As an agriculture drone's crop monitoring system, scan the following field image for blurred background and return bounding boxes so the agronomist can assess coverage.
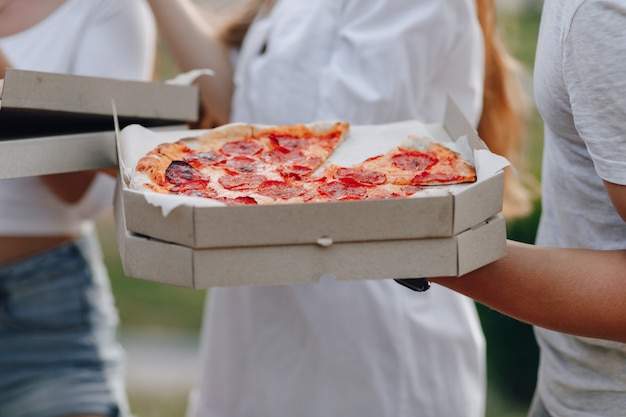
[98,1,546,416]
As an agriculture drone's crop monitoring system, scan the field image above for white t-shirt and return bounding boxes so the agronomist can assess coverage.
[0,0,155,236]
[533,0,626,416]
[189,0,487,416]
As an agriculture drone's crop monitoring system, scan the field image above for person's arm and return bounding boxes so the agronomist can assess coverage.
[433,1,626,344]
[431,240,626,343]
[0,48,9,97]
[147,0,233,126]
[39,171,99,203]
[0,47,9,78]
[433,153,626,345]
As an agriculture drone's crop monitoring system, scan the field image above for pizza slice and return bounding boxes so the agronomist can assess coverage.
[355,135,476,187]
[255,121,349,179]
[306,164,425,202]
[130,121,350,206]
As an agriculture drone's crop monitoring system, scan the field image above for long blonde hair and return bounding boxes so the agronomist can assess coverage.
[218,0,536,219]
[475,0,536,218]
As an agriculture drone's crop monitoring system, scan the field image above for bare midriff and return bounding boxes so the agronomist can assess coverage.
[0,235,76,265]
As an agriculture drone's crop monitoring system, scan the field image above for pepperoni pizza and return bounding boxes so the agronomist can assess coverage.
[129,122,476,206]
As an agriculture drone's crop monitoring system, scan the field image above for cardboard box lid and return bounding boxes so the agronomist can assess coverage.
[0,69,199,140]
[0,131,117,179]
[0,69,200,178]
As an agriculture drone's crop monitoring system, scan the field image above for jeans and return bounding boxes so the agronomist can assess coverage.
[0,230,130,417]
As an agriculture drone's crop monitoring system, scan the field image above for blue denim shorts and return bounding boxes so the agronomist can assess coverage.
[0,231,131,417]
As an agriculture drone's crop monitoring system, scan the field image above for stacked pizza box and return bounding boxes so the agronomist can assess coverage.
[115,98,508,289]
[0,69,199,178]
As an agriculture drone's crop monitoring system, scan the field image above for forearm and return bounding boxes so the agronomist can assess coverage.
[147,0,233,125]
[0,47,10,78]
[40,171,99,203]
[432,240,626,343]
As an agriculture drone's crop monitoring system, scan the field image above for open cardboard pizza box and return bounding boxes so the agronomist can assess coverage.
[114,98,508,288]
[0,68,199,178]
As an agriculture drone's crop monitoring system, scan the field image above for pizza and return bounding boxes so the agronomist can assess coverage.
[352,135,477,186]
[129,122,477,206]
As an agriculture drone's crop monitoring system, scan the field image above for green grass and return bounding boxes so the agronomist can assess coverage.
[127,392,190,417]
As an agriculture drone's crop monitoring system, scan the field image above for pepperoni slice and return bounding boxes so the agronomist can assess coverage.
[268,135,309,152]
[226,196,258,206]
[318,181,368,201]
[173,186,218,199]
[333,167,386,187]
[257,180,306,200]
[218,173,267,190]
[261,149,319,178]
[399,185,423,196]
[391,151,437,171]
[166,160,206,184]
[279,165,315,180]
[287,155,322,171]
[262,148,304,164]
[185,151,226,167]
[411,170,463,185]
[224,156,261,173]
[170,179,211,192]
[220,139,263,156]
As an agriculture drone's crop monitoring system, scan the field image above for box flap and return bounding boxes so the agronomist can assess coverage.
[0,69,199,140]
[0,131,117,179]
[442,96,488,151]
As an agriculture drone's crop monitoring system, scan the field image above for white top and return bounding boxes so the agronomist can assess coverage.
[533,0,626,415]
[0,0,156,236]
[189,0,487,416]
